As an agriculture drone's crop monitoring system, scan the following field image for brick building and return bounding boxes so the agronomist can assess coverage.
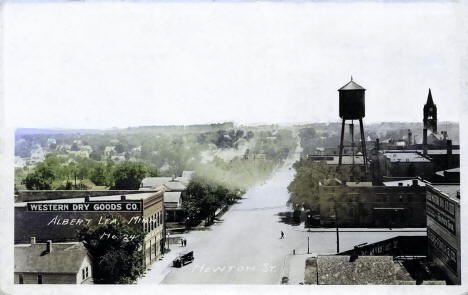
[318,179,426,228]
[15,191,165,269]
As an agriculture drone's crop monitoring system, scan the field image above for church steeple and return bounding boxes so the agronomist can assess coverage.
[426,88,434,105]
[423,88,437,133]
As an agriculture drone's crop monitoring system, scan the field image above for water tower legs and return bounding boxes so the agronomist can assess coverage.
[338,119,346,166]
[338,118,368,175]
[359,118,368,174]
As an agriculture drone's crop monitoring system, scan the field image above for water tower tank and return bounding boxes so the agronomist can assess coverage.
[338,78,366,119]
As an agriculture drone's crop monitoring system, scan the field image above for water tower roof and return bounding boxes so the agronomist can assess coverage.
[338,78,365,91]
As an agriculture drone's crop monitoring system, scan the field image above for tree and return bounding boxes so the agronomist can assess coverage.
[24,161,57,190]
[115,143,125,154]
[71,142,79,151]
[111,162,154,190]
[287,160,352,213]
[78,218,145,284]
[90,165,107,186]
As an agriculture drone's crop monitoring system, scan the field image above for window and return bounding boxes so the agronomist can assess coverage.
[18,274,24,284]
[85,267,89,278]
[37,274,43,284]
[448,203,455,215]
[82,269,85,280]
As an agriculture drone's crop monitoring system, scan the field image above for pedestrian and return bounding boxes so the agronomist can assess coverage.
[181,238,184,247]
[280,231,284,239]
[184,238,187,247]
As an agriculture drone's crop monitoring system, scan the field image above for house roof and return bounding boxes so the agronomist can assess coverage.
[164,181,187,191]
[140,177,173,188]
[315,255,412,285]
[338,78,365,91]
[164,192,182,203]
[15,242,89,274]
[181,171,193,178]
[175,177,191,185]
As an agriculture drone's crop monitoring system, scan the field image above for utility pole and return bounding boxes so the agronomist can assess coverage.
[335,201,340,253]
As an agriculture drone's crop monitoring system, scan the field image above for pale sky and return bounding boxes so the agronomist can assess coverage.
[3,1,466,129]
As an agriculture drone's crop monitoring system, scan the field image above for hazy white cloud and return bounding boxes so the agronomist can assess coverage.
[3,1,465,129]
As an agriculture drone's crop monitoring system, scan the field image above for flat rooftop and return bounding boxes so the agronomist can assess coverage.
[383,149,460,155]
[382,152,430,163]
[309,155,365,165]
[383,179,426,187]
[430,184,460,202]
[15,192,159,207]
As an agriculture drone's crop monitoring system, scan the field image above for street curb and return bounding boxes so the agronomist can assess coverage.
[280,254,291,284]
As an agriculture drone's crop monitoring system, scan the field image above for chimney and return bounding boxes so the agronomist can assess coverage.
[121,195,126,201]
[46,240,53,253]
[407,129,412,145]
[447,139,453,168]
[349,246,359,262]
[84,195,90,202]
[30,237,36,245]
[423,129,428,155]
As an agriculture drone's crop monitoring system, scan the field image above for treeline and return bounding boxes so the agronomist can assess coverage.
[287,159,352,213]
[16,154,157,191]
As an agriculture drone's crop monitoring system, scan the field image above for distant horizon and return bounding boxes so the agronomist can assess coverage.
[14,120,460,133]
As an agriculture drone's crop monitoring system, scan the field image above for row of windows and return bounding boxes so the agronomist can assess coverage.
[428,229,457,265]
[427,193,456,216]
[427,206,456,234]
[18,274,42,284]
[144,210,163,233]
[81,266,90,281]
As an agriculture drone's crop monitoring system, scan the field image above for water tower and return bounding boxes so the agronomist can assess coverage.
[338,77,368,171]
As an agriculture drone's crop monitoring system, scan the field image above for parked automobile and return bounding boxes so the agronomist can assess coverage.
[172,251,194,267]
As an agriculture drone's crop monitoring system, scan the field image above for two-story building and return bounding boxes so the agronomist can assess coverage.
[15,191,165,270]
[318,179,426,228]
[15,239,93,284]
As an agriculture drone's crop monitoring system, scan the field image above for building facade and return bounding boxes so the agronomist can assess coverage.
[425,183,461,284]
[15,191,165,269]
[319,179,427,228]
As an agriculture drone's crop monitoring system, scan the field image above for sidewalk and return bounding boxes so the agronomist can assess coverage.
[137,240,189,284]
[281,253,315,285]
